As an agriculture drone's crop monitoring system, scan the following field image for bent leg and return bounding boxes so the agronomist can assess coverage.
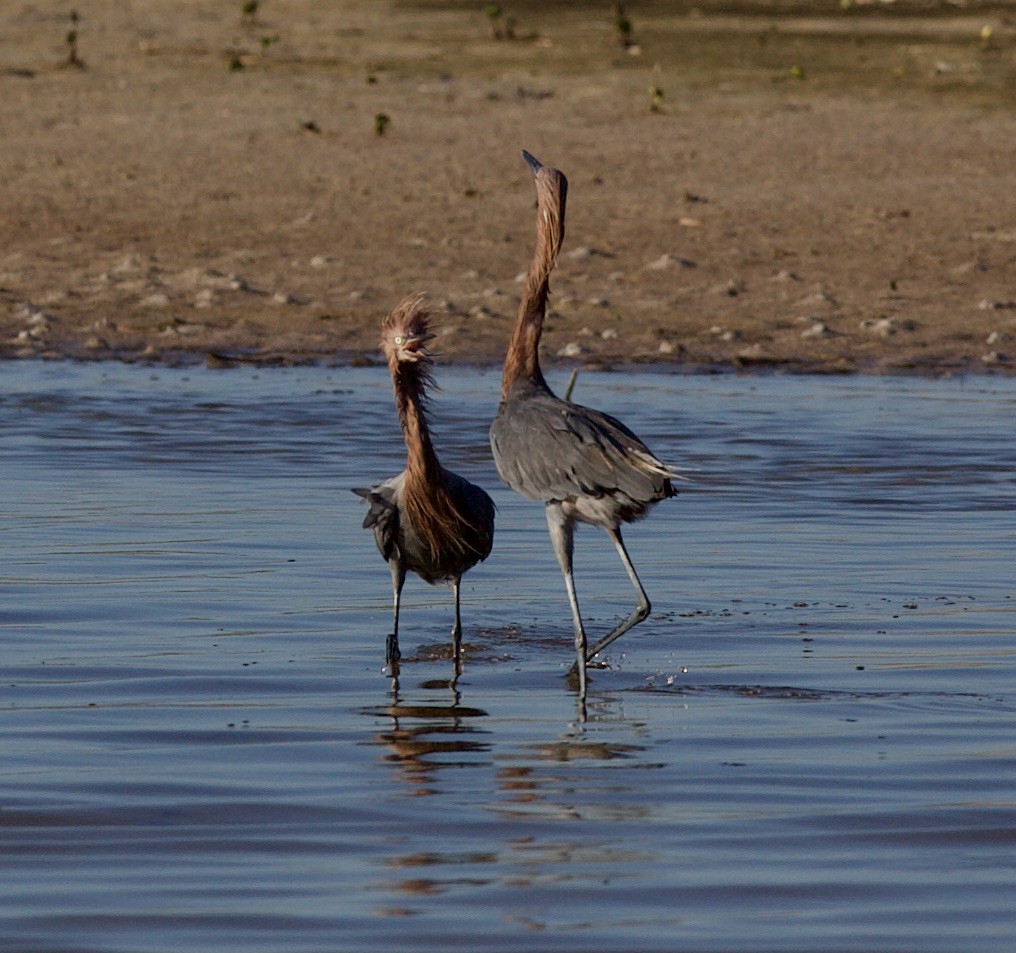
[584,526,652,662]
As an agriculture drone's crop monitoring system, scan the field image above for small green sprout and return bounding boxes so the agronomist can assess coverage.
[484,4,502,38]
[64,10,83,68]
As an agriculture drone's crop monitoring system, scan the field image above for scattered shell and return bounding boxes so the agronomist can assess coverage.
[588,297,610,307]
[801,321,832,339]
[601,328,618,340]
[982,351,1010,365]
[194,288,215,308]
[986,330,1013,345]
[84,335,108,350]
[161,322,207,337]
[468,305,496,318]
[111,253,144,275]
[558,342,585,358]
[658,340,676,354]
[721,280,746,297]
[16,303,51,322]
[678,217,703,228]
[861,316,914,337]
[309,255,331,269]
[228,275,267,294]
[27,319,52,337]
[979,299,1016,310]
[738,343,765,359]
[566,246,594,260]
[797,291,837,307]
[645,253,697,271]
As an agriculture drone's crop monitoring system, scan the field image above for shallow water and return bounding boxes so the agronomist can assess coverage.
[2,360,1015,953]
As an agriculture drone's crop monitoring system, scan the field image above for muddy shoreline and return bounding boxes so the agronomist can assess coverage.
[3,1,1016,375]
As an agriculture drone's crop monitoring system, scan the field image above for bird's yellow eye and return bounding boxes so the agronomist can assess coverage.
[394,336,403,345]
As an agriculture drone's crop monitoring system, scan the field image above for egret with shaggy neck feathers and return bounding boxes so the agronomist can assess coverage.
[355,296,496,676]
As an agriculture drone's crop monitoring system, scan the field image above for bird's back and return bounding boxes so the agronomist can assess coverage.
[353,469,495,584]
[490,383,675,526]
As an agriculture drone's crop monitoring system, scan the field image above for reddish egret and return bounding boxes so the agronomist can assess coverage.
[354,296,496,674]
[489,152,677,698]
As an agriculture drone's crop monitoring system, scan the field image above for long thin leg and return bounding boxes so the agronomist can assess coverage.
[584,526,651,662]
[545,504,587,700]
[451,575,463,676]
[386,560,406,672]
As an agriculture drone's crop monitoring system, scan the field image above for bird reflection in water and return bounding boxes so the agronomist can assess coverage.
[366,685,656,917]
[366,677,490,798]
[365,678,498,911]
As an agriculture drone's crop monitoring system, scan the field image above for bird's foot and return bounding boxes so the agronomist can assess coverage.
[384,632,401,672]
[566,656,610,678]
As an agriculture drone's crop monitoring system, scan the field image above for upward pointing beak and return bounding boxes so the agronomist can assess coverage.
[522,150,543,177]
[404,331,436,351]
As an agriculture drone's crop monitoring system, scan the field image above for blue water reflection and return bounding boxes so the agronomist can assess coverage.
[1,360,1014,952]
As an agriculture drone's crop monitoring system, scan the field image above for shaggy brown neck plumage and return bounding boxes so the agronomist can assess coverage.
[501,169,568,398]
[390,357,479,561]
[391,360,440,485]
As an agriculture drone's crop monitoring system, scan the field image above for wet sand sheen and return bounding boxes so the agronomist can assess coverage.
[1,361,1015,952]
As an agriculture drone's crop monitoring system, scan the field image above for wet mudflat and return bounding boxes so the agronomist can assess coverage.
[1,360,1015,952]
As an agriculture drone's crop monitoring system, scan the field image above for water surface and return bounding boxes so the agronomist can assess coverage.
[2,361,1015,952]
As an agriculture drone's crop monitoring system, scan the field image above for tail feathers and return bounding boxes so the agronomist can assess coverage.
[632,450,695,484]
[351,486,394,529]
[352,486,400,558]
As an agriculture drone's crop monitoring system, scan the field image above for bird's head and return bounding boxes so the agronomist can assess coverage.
[382,296,436,366]
[522,150,567,265]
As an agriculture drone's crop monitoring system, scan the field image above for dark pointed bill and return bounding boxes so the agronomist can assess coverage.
[522,150,543,176]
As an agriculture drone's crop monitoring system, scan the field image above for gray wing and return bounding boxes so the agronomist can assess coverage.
[351,476,402,561]
[490,391,674,505]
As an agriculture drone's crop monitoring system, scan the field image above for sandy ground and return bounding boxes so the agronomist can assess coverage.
[3,0,1016,373]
